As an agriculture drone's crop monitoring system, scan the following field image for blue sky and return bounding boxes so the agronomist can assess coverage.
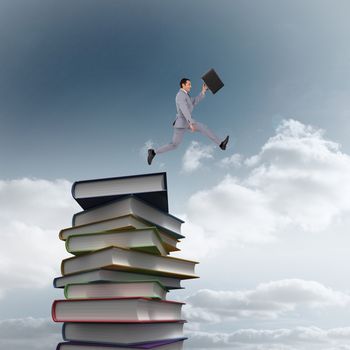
[2,1,350,349]
[3,0,350,181]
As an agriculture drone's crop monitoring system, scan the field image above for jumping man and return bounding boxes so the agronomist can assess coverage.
[147,78,229,165]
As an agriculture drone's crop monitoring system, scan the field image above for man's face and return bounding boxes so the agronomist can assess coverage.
[182,80,191,93]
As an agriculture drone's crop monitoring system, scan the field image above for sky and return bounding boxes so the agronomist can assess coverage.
[2,0,350,349]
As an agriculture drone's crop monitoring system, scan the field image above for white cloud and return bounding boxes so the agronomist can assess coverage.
[184,279,350,323]
[2,317,350,350]
[184,119,350,245]
[244,119,350,232]
[182,141,215,173]
[0,317,60,349]
[0,179,79,296]
[219,153,243,168]
[172,215,222,260]
[185,326,350,349]
[184,174,286,245]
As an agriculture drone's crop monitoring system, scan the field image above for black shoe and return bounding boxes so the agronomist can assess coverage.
[147,149,156,165]
[219,135,229,150]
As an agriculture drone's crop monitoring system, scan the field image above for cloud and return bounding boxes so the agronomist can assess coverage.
[219,153,243,168]
[182,141,215,173]
[2,317,350,350]
[184,119,350,245]
[185,326,350,349]
[0,178,79,296]
[0,317,60,349]
[185,175,284,244]
[184,279,350,323]
[244,119,350,232]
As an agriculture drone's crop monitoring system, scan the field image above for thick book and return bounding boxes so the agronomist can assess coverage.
[66,228,168,256]
[72,172,169,213]
[62,322,185,345]
[53,269,183,290]
[64,281,167,300]
[52,297,183,322]
[60,215,180,252]
[72,196,184,239]
[57,338,185,350]
[61,247,198,279]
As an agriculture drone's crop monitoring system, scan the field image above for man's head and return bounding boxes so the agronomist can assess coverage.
[180,78,191,93]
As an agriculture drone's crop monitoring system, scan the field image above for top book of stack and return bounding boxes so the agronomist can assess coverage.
[72,172,169,212]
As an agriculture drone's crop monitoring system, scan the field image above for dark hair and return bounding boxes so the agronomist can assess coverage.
[180,78,190,88]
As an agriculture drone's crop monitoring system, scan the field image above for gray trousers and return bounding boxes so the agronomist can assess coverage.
[155,122,221,154]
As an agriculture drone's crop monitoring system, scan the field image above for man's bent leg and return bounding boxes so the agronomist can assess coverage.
[155,128,186,154]
[194,122,221,145]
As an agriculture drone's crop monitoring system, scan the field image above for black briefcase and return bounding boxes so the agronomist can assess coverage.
[201,68,224,94]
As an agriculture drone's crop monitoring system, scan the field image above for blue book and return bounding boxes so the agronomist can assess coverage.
[56,338,186,350]
[62,322,185,345]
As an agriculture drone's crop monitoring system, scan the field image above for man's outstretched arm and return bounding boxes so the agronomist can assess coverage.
[190,83,208,106]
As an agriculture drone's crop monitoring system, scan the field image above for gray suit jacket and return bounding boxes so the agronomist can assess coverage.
[173,89,205,128]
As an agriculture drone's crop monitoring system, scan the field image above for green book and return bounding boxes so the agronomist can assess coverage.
[66,228,168,256]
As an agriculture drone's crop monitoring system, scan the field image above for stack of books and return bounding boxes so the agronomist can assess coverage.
[52,172,198,350]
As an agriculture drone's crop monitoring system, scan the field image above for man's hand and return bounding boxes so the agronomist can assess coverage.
[201,83,208,95]
[189,123,196,132]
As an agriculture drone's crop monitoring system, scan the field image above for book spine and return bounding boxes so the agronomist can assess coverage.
[71,181,77,200]
[59,229,65,241]
[62,323,67,341]
[52,300,58,322]
[163,172,168,191]
[63,285,69,299]
[72,212,77,227]
[64,239,70,254]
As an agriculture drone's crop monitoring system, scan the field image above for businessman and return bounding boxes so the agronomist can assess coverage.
[147,78,229,165]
